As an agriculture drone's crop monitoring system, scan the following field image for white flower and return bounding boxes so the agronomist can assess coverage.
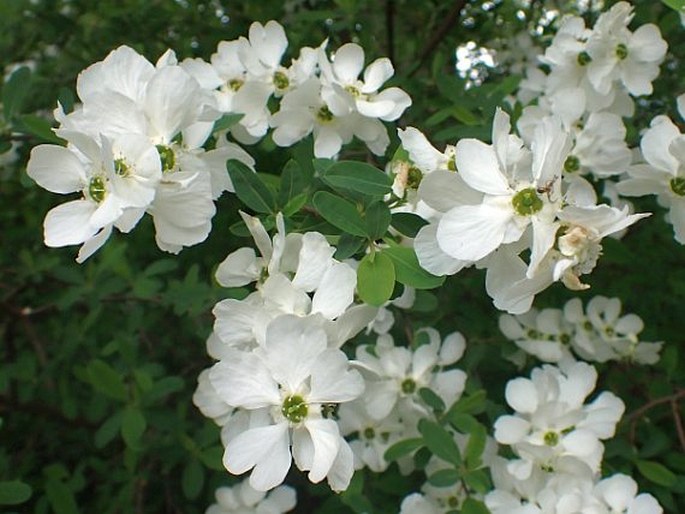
[437,109,570,273]
[493,361,624,477]
[594,474,663,514]
[356,330,467,420]
[27,131,161,261]
[318,42,411,122]
[206,479,296,514]
[209,315,364,491]
[586,1,667,97]
[617,111,685,244]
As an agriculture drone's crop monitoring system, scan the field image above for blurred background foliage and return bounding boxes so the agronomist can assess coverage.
[1,0,685,512]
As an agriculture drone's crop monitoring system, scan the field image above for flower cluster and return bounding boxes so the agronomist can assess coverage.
[487,361,662,514]
[194,214,379,492]
[391,1,667,314]
[339,329,468,473]
[185,20,411,158]
[26,21,410,262]
[499,295,663,365]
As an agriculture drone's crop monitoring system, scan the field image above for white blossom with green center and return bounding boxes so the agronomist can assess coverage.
[434,108,570,275]
[208,315,364,492]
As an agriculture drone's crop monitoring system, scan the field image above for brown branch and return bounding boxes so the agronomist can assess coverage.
[409,0,469,78]
[671,399,685,453]
[626,389,685,444]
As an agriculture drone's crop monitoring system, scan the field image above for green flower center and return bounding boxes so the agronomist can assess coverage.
[316,105,334,123]
[363,427,375,440]
[88,176,106,203]
[345,85,361,98]
[281,395,308,423]
[615,43,628,60]
[544,431,559,446]
[407,166,423,189]
[670,177,685,196]
[401,378,416,394]
[564,155,580,173]
[228,78,244,92]
[114,158,130,177]
[156,145,176,173]
[583,321,593,331]
[512,187,543,216]
[448,496,459,508]
[273,71,290,91]
[560,333,571,345]
[577,51,592,66]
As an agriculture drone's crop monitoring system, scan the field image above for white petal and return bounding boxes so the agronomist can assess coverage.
[27,145,86,194]
[44,200,98,247]
[209,355,281,409]
[263,315,327,391]
[414,223,468,276]
[437,203,513,261]
[361,58,393,93]
[311,262,356,319]
[215,247,261,287]
[224,422,291,491]
[493,415,531,445]
[332,43,364,84]
[302,419,342,483]
[76,224,113,263]
[505,378,539,413]
[455,139,511,195]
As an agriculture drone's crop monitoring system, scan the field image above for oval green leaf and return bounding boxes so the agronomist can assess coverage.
[313,191,367,237]
[382,246,445,289]
[357,252,395,306]
[320,160,392,197]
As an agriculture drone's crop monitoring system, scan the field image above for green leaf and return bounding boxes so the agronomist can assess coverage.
[3,66,30,120]
[278,159,307,207]
[335,233,366,260]
[199,446,225,472]
[86,359,128,402]
[282,192,308,217]
[382,246,445,289]
[212,113,244,132]
[144,376,184,403]
[181,459,204,500]
[464,424,487,470]
[17,115,63,144]
[320,160,392,197]
[340,472,375,514]
[357,252,395,306]
[419,387,446,412]
[45,477,80,514]
[227,160,275,214]
[384,437,424,462]
[312,191,367,237]
[94,412,122,449]
[0,481,32,505]
[461,497,491,514]
[661,0,685,12]
[121,406,146,449]
[427,468,460,487]
[463,469,492,495]
[448,413,480,434]
[636,460,678,488]
[391,212,428,238]
[448,390,487,415]
[364,200,392,239]
[418,419,461,465]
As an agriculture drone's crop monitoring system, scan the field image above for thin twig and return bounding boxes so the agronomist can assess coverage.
[409,0,469,78]
[385,0,395,64]
[626,389,685,444]
[671,399,685,453]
